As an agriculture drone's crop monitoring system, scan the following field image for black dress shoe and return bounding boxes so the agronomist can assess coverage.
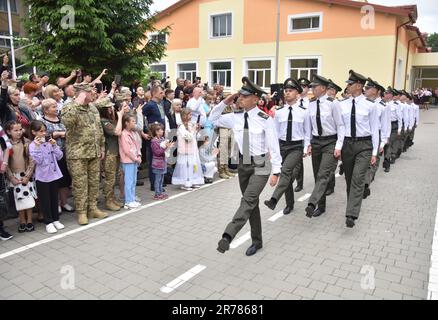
[390,158,395,164]
[312,208,326,217]
[283,206,293,215]
[305,204,315,218]
[136,181,144,186]
[217,237,230,253]
[264,198,277,210]
[294,186,303,192]
[245,244,262,256]
[346,216,355,228]
[339,164,344,175]
[325,189,334,196]
[384,167,390,173]
[363,186,371,199]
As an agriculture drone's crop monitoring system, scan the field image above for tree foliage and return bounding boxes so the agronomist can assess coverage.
[426,33,438,52]
[23,0,168,82]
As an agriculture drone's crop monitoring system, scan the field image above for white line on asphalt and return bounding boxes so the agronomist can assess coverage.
[427,200,438,300]
[160,264,206,294]
[297,193,311,202]
[230,232,251,249]
[0,178,231,261]
[268,211,284,222]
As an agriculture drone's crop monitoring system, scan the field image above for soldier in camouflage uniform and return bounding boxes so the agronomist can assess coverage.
[61,83,107,225]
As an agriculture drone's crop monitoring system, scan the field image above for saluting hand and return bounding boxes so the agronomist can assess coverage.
[223,93,239,106]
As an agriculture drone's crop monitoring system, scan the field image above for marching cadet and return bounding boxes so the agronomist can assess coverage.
[402,91,415,149]
[383,87,402,167]
[326,79,343,196]
[304,75,344,218]
[408,93,420,146]
[339,70,379,228]
[399,90,412,153]
[264,79,311,214]
[212,77,282,257]
[363,79,390,198]
[293,78,311,192]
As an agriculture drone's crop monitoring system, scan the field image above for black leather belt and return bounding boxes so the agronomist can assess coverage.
[239,153,266,161]
[279,140,303,146]
[391,121,398,124]
[312,134,337,141]
[345,136,371,142]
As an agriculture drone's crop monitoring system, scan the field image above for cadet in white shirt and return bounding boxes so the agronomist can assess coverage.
[212,77,282,257]
[398,90,411,153]
[363,79,390,198]
[408,94,420,145]
[304,75,345,218]
[383,87,402,166]
[402,91,415,150]
[339,70,379,228]
[293,78,312,192]
[264,78,311,215]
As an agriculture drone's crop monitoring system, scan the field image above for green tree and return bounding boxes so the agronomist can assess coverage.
[426,33,438,52]
[22,0,168,82]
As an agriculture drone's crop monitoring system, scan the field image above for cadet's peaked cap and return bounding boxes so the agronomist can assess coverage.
[73,82,93,93]
[385,86,397,95]
[327,79,342,92]
[93,97,114,110]
[400,90,411,98]
[310,74,330,87]
[346,70,367,85]
[283,78,303,93]
[393,88,403,96]
[239,76,267,97]
[297,78,311,87]
[365,78,385,93]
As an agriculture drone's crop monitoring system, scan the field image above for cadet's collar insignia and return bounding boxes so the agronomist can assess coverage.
[340,97,350,101]
[257,111,269,120]
[298,105,306,110]
[379,100,386,106]
[327,97,334,102]
[394,101,399,105]
[366,98,375,103]
[234,109,244,113]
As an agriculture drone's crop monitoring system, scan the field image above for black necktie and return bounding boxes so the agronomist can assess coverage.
[243,112,250,164]
[286,106,293,141]
[316,99,323,136]
[351,99,356,138]
[300,99,304,108]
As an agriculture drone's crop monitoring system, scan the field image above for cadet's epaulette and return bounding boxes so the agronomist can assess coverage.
[340,97,350,102]
[366,98,375,103]
[310,97,317,102]
[379,101,386,106]
[276,105,284,110]
[298,105,306,110]
[394,101,399,105]
[327,97,334,102]
[257,111,269,120]
[234,109,243,114]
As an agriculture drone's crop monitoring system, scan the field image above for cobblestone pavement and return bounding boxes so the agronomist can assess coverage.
[1,109,438,300]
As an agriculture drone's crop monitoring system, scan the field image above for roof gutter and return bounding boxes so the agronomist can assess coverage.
[392,19,412,87]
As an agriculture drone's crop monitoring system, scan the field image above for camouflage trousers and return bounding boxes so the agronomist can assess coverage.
[67,158,100,212]
[103,153,119,201]
[219,128,234,165]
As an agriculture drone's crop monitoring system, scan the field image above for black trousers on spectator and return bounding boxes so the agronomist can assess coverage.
[36,180,59,225]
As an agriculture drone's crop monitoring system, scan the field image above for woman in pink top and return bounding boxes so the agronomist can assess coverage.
[119,113,141,209]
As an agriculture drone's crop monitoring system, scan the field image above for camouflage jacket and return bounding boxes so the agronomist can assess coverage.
[61,102,105,160]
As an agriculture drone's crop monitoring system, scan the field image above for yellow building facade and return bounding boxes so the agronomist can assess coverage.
[152,0,435,92]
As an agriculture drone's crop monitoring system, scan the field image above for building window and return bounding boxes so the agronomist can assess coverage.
[211,13,232,38]
[177,63,197,82]
[289,58,319,80]
[288,13,322,33]
[210,61,232,88]
[149,33,167,44]
[247,60,272,89]
[0,0,17,13]
[150,64,167,79]
[0,31,19,48]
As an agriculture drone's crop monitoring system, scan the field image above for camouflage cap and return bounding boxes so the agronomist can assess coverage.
[73,82,94,93]
[114,87,132,102]
[93,97,114,110]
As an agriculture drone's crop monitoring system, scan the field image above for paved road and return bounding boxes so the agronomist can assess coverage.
[1,109,438,300]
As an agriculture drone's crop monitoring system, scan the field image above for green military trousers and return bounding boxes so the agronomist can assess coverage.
[341,138,373,219]
[223,162,269,248]
[308,137,338,210]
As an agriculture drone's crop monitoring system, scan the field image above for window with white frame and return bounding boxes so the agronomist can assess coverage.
[288,13,322,33]
[211,13,232,38]
[289,58,319,80]
[247,60,272,88]
[177,63,197,82]
[0,31,19,48]
[0,0,17,13]
[210,61,232,88]
[149,33,167,44]
[150,64,167,79]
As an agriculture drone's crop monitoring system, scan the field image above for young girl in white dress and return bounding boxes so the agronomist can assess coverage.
[171,109,204,191]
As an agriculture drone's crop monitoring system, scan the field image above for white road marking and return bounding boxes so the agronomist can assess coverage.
[427,200,438,300]
[268,211,285,222]
[0,178,231,261]
[230,232,251,249]
[297,193,311,202]
[160,264,206,294]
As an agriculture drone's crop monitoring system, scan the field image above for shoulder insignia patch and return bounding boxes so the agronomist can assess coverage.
[257,111,269,120]
[366,98,375,103]
[327,97,334,102]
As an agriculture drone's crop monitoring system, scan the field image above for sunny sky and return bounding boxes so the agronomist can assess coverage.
[150,0,437,34]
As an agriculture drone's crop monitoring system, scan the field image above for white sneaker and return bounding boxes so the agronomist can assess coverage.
[192,185,201,189]
[135,196,141,202]
[181,186,193,191]
[124,202,140,209]
[133,201,142,207]
[53,221,65,230]
[46,223,57,234]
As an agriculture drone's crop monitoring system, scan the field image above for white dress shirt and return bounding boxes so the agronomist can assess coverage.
[308,94,345,150]
[407,103,415,129]
[389,100,403,133]
[338,94,380,156]
[186,97,207,125]
[274,100,311,153]
[209,102,282,174]
[375,97,391,148]
[413,103,420,126]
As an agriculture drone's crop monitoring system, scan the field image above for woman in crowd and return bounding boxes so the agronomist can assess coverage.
[0,125,12,240]
[44,84,65,113]
[29,120,65,234]
[5,87,32,132]
[41,98,74,213]
[20,82,42,120]
[172,108,204,191]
